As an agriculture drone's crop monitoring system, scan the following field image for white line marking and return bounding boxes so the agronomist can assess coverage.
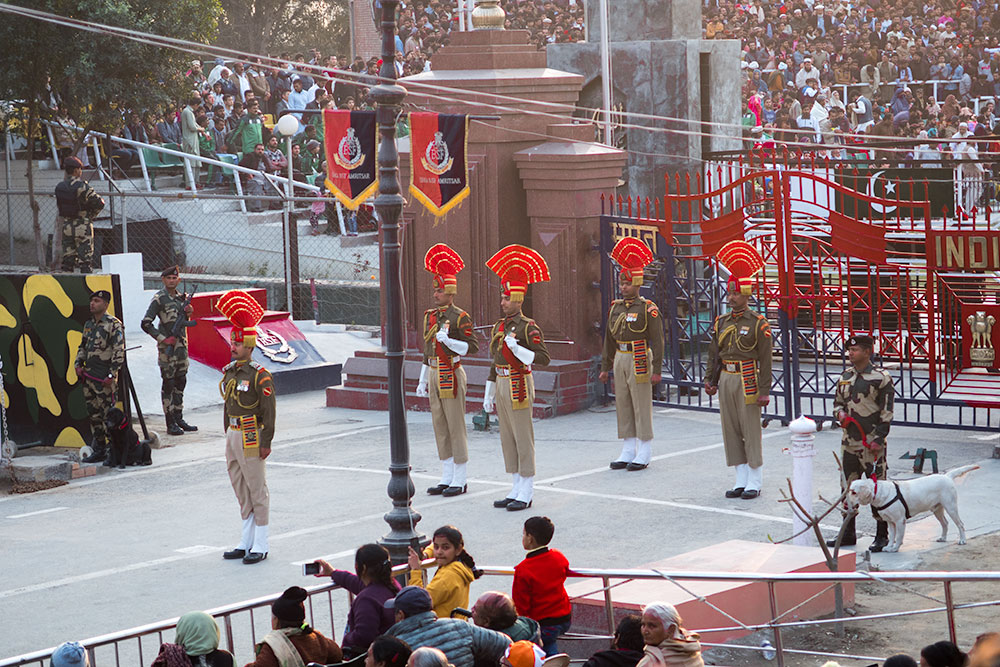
[658,408,680,414]
[292,548,357,566]
[6,507,68,519]
[174,545,222,555]
[970,433,999,441]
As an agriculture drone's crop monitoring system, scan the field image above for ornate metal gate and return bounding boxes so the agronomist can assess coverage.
[600,167,1000,431]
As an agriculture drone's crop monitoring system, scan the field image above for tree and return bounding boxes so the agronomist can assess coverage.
[0,0,220,269]
[216,0,349,58]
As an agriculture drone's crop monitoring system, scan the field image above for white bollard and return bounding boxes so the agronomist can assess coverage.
[788,415,817,546]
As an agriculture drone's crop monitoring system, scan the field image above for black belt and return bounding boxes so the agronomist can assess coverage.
[873,481,911,519]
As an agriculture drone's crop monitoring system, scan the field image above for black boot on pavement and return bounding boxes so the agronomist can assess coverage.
[166,416,184,436]
[175,413,198,432]
[869,520,890,552]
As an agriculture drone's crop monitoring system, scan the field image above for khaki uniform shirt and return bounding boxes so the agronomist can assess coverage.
[221,360,276,450]
[75,314,125,378]
[421,304,479,363]
[487,313,551,381]
[833,362,894,453]
[705,308,773,392]
[600,297,665,373]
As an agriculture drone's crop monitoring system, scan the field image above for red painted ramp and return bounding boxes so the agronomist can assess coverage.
[567,539,855,642]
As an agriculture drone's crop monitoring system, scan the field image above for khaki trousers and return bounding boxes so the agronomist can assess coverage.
[496,374,536,477]
[225,427,269,525]
[719,370,763,468]
[429,366,469,464]
[613,351,654,441]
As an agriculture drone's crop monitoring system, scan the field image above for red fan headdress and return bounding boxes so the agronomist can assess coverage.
[216,290,265,348]
[611,237,654,286]
[424,243,464,294]
[717,240,765,296]
[485,244,550,303]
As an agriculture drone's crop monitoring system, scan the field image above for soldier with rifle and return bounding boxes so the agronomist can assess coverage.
[141,266,198,435]
[56,156,105,273]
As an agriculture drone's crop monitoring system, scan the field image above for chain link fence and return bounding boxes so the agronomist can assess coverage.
[0,173,381,326]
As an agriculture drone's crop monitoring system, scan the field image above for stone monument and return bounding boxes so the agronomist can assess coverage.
[547,0,741,199]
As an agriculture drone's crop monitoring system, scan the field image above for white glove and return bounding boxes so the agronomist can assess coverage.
[504,334,519,351]
[416,364,429,398]
[483,380,496,413]
[504,334,535,365]
[436,327,469,355]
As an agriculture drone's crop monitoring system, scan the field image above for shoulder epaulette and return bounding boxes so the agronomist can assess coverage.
[223,360,237,372]
[250,360,266,372]
[423,307,436,315]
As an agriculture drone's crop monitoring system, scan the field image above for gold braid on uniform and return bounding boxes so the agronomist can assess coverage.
[718,320,759,352]
[490,323,505,354]
[612,301,648,336]
[219,375,261,410]
[422,311,439,344]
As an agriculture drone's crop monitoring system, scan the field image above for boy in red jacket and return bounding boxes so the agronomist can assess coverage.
[513,516,572,656]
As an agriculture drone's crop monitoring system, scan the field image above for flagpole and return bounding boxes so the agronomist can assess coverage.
[372,0,424,565]
[598,0,613,146]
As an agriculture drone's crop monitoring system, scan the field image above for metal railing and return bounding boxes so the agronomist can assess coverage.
[3,564,1000,667]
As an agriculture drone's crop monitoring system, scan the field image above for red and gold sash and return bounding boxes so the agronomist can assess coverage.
[436,340,456,399]
[501,322,530,410]
[632,339,650,383]
[740,359,759,405]
[239,414,260,458]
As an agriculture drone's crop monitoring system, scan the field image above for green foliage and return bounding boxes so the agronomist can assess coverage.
[216,0,349,58]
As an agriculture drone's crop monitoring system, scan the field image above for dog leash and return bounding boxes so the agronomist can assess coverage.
[839,414,877,450]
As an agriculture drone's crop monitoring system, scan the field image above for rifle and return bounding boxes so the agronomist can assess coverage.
[165,286,198,358]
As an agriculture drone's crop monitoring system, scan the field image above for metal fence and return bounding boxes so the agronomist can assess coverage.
[0,183,381,326]
[2,563,1000,667]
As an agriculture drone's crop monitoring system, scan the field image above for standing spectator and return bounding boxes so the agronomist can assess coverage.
[229,62,251,102]
[228,100,265,156]
[180,95,202,187]
[512,516,572,656]
[287,77,312,120]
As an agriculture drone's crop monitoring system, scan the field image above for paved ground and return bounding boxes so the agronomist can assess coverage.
[1,391,998,663]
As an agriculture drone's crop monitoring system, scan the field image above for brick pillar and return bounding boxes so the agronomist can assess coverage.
[513,124,627,362]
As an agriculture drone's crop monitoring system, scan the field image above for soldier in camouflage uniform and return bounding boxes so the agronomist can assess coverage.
[56,156,105,273]
[74,290,125,464]
[141,265,198,436]
[828,335,894,552]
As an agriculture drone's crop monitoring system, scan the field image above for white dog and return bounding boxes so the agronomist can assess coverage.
[847,465,978,553]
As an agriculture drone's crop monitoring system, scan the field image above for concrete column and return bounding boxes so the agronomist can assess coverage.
[789,415,818,546]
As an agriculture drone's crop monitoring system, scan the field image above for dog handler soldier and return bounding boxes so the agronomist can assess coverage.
[141,265,198,436]
[483,245,551,512]
[217,291,276,565]
[827,334,894,551]
[417,244,479,497]
[601,237,663,471]
[704,241,772,500]
[56,156,105,273]
[75,290,125,465]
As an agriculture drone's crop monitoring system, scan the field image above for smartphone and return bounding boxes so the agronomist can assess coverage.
[303,562,321,576]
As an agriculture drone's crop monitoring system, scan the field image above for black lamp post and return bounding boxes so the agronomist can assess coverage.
[372,0,424,564]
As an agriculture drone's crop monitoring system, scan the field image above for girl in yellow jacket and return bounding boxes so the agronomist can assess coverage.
[407,525,482,618]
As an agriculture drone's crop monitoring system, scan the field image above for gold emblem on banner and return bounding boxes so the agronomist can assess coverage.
[421,131,454,176]
[967,311,996,367]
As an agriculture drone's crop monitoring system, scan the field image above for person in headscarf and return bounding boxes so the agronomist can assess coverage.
[635,603,703,667]
[50,642,89,667]
[177,612,235,667]
[245,586,343,667]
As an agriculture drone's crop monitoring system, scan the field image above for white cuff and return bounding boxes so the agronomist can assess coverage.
[484,380,496,400]
[513,345,535,365]
[441,338,469,356]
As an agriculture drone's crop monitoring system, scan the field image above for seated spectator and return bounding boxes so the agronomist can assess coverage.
[471,591,541,645]
[384,586,511,667]
[502,640,570,667]
[920,641,968,667]
[246,586,342,667]
[157,110,181,145]
[264,135,288,174]
[301,140,323,176]
[367,635,412,667]
[582,615,644,667]
[969,633,1000,667]
[150,611,235,667]
[408,647,451,667]
[50,642,89,667]
[313,543,400,658]
[884,655,919,667]
[636,603,703,667]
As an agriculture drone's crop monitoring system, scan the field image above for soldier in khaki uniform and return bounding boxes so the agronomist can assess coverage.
[75,290,125,465]
[217,291,276,565]
[55,156,105,273]
[141,265,198,436]
[827,335,893,551]
[417,243,479,497]
[704,241,772,500]
[601,237,664,471]
[483,245,551,511]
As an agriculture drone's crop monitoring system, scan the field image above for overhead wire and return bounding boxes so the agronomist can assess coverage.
[1,1,996,159]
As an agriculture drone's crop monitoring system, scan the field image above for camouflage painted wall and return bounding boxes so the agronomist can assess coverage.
[0,274,123,449]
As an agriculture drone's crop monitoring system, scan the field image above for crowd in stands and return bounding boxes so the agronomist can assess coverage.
[715,0,1000,159]
[44,513,1000,667]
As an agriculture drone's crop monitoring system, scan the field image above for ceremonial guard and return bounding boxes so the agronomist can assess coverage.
[75,290,125,464]
[217,291,276,564]
[56,156,105,273]
[828,335,894,551]
[704,241,772,500]
[601,237,664,471]
[141,265,198,436]
[483,245,551,511]
[417,244,479,497]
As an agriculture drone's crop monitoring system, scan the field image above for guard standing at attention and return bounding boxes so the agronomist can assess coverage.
[827,335,894,552]
[601,237,664,471]
[483,245,551,511]
[417,243,479,497]
[217,291,276,565]
[141,265,198,436]
[704,241,772,500]
[56,156,105,273]
[75,289,125,464]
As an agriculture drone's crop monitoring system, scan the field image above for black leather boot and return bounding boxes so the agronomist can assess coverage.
[166,416,184,436]
[826,516,857,547]
[870,520,890,552]
[175,413,198,432]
